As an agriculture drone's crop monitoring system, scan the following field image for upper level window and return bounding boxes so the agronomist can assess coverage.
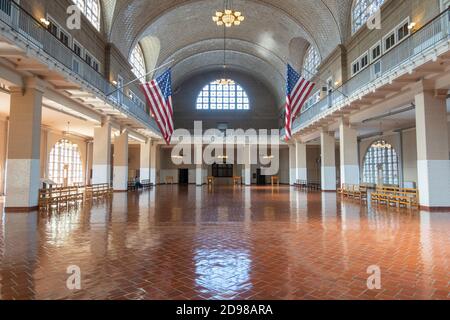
[73,0,100,31]
[352,0,385,34]
[303,46,321,80]
[130,45,146,83]
[196,80,250,110]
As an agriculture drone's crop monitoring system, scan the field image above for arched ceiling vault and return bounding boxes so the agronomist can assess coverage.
[102,0,354,106]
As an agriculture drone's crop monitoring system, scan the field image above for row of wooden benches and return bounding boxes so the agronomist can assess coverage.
[39,184,113,210]
[338,184,368,200]
[127,179,153,191]
[337,184,419,208]
[295,180,321,191]
[371,186,419,208]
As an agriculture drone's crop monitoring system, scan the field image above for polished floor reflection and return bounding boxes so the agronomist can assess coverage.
[0,186,449,300]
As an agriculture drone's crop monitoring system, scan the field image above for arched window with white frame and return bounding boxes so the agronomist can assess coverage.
[73,0,101,31]
[303,46,320,80]
[48,139,84,187]
[352,0,385,34]
[196,80,250,111]
[362,140,399,186]
[130,44,146,83]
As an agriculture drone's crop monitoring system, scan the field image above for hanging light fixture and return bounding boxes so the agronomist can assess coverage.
[213,13,235,86]
[212,0,245,27]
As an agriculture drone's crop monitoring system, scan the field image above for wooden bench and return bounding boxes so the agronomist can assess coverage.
[128,180,137,191]
[295,180,321,191]
[85,183,113,201]
[207,176,214,186]
[371,186,419,208]
[338,184,367,201]
[165,176,174,184]
[233,176,242,186]
[39,186,84,210]
[141,179,152,189]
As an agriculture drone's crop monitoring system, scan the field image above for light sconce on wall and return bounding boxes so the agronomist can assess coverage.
[408,22,417,31]
[40,18,50,27]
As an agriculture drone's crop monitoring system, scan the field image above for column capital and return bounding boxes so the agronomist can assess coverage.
[411,79,436,95]
[10,77,47,95]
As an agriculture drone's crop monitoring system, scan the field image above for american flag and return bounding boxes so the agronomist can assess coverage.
[285,64,315,141]
[141,69,174,144]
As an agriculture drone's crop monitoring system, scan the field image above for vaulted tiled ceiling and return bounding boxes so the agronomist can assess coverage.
[101,0,354,104]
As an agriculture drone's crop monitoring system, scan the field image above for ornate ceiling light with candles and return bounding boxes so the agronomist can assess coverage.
[212,7,236,87]
[212,0,245,27]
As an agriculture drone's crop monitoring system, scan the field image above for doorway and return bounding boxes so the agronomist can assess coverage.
[256,169,266,186]
[179,169,189,185]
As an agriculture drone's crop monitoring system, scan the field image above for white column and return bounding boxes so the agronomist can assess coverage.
[92,122,112,185]
[140,140,151,181]
[150,142,158,185]
[295,141,307,182]
[113,130,128,191]
[244,144,251,186]
[415,88,450,209]
[5,80,44,212]
[289,144,296,185]
[195,143,203,186]
[339,120,360,185]
[321,129,337,191]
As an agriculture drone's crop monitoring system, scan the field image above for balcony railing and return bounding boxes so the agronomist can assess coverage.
[287,8,450,134]
[0,0,160,134]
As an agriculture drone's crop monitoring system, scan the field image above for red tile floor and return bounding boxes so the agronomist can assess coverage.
[0,186,449,300]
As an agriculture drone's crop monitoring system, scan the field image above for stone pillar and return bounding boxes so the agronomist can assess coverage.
[92,122,111,185]
[5,82,44,212]
[295,141,308,183]
[140,140,151,182]
[150,142,158,185]
[339,120,360,185]
[321,129,337,191]
[415,88,450,209]
[289,144,296,185]
[244,144,252,186]
[113,130,128,191]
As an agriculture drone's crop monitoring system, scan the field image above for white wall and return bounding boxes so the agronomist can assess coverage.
[0,118,7,195]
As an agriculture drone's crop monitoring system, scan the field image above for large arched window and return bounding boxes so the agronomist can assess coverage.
[352,0,385,34]
[48,139,83,186]
[196,80,250,110]
[73,0,101,30]
[303,46,320,80]
[130,45,146,83]
[362,140,399,185]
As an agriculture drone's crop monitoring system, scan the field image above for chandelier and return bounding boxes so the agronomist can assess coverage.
[213,10,245,27]
[213,78,235,85]
[212,0,244,27]
[373,140,392,149]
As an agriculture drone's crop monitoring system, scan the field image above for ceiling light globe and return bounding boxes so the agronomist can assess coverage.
[238,16,245,21]
[216,11,223,17]
[235,11,241,17]
[225,9,232,15]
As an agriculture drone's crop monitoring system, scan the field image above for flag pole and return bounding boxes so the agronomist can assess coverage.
[106,59,175,96]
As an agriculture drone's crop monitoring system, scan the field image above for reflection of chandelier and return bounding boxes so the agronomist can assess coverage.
[213,4,244,27]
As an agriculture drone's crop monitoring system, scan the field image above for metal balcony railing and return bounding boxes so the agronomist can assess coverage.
[0,0,160,134]
[286,8,450,135]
